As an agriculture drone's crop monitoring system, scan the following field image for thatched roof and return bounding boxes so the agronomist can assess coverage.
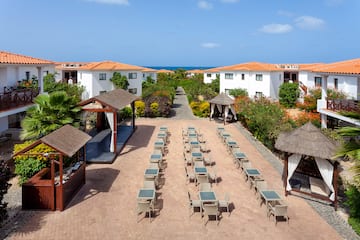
[208,92,235,105]
[275,122,339,160]
[79,89,139,110]
[13,125,91,157]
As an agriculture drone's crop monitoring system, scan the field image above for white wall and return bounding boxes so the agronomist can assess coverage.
[203,72,218,84]
[78,70,144,99]
[220,71,276,99]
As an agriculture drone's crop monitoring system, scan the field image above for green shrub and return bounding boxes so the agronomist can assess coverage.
[339,111,360,120]
[15,157,47,185]
[119,106,132,120]
[345,184,360,234]
[279,83,300,108]
[0,161,11,225]
[229,88,248,98]
[135,100,145,117]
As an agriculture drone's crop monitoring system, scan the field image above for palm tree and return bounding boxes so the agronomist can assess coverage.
[335,126,360,183]
[20,91,81,140]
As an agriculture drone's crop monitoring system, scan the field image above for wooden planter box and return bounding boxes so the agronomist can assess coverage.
[22,163,86,211]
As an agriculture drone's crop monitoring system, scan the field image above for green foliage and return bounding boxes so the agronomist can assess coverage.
[229,88,248,98]
[20,91,81,140]
[279,83,300,108]
[327,88,347,100]
[150,102,159,117]
[345,184,360,235]
[236,98,289,150]
[207,75,220,93]
[339,111,360,120]
[110,72,129,90]
[119,106,132,120]
[15,157,47,185]
[135,100,145,117]
[0,161,11,225]
[44,73,84,102]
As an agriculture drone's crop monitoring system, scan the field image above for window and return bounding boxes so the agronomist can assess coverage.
[255,74,263,81]
[99,90,107,94]
[241,74,245,80]
[143,73,145,78]
[334,78,338,90]
[99,73,106,81]
[43,71,49,76]
[255,92,263,98]
[128,73,137,79]
[315,77,322,87]
[225,73,233,79]
[207,73,211,78]
[128,88,137,94]
[25,71,30,80]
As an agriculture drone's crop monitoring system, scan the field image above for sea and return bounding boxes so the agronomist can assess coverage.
[144,66,216,71]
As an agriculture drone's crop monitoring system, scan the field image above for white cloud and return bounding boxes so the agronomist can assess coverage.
[220,0,239,3]
[295,16,325,30]
[198,1,213,10]
[260,24,293,34]
[201,42,220,48]
[84,0,129,5]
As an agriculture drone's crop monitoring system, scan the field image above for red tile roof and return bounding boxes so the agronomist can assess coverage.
[79,61,146,71]
[220,62,280,72]
[312,58,360,75]
[0,50,54,65]
[157,69,174,73]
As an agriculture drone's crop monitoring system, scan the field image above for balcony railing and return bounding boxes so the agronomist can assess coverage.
[326,99,360,112]
[0,87,40,112]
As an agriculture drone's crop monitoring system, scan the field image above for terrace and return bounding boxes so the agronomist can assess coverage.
[0,86,39,112]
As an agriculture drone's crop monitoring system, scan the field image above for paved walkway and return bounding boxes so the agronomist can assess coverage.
[1,87,359,239]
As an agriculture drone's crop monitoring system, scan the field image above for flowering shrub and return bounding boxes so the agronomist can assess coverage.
[150,102,160,117]
[190,101,209,117]
[135,100,145,117]
[293,112,321,127]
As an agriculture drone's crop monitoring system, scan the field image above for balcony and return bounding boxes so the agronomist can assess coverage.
[326,99,359,112]
[0,87,40,112]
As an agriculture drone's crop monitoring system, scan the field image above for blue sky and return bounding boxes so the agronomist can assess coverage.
[1,0,359,66]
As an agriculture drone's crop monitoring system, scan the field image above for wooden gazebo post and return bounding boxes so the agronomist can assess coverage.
[284,153,289,196]
[333,161,339,210]
[113,109,117,153]
[131,101,136,130]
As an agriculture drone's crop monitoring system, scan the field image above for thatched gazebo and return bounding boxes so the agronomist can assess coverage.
[208,92,237,125]
[275,122,340,209]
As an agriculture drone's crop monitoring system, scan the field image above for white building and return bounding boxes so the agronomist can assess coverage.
[313,59,360,128]
[0,50,55,136]
[218,62,283,99]
[203,67,222,84]
[55,62,88,84]
[77,61,157,99]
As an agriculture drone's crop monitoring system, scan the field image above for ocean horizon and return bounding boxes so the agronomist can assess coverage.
[144,66,216,71]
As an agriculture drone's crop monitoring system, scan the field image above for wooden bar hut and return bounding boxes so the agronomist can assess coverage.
[13,125,91,211]
[275,122,340,209]
[78,89,139,163]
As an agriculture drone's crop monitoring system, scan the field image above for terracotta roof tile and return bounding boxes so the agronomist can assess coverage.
[0,50,54,65]
[141,67,157,72]
[187,69,204,74]
[220,62,280,72]
[157,69,174,73]
[312,58,360,75]
[79,60,145,71]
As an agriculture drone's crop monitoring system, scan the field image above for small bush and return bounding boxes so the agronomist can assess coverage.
[190,101,209,117]
[14,142,55,162]
[119,106,132,120]
[229,88,248,98]
[279,83,300,108]
[15,157,47,185]
[150,102,159,117]
[135,100,145,117]
[0,161,11,226]
[345,184,360,235]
